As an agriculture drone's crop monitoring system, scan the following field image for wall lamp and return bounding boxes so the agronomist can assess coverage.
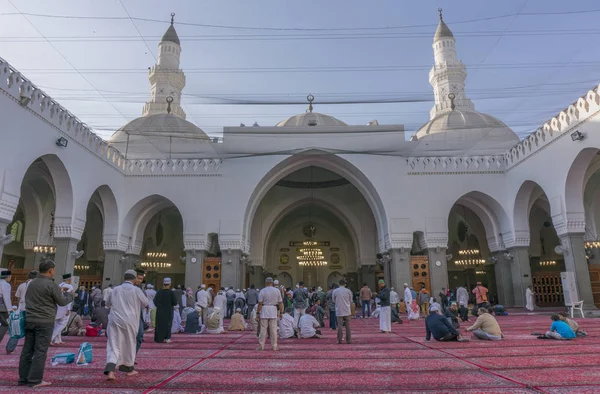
[571,130,584,141]
[56,137,68,148]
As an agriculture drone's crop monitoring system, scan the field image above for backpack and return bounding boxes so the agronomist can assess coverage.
[85,323,102,337]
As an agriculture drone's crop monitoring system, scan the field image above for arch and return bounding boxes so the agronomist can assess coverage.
[83,185,120,249]
[36,154,74,227]
[277,272,293,289]
[327,271,344,288]
[243,153,388,252]
[513,180,552,245]
[565,148,599,221]
[260,196,363,269]
[121,194,181,255]
[450,191,511,252]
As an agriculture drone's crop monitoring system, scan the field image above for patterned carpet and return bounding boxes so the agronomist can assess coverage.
[0,311,598,393]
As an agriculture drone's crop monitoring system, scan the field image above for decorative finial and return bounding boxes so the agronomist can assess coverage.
[166,96,173,114]
[306,94,314,113]
[438,8,443,21]
[448,93,456,110]
[170,12,175,25]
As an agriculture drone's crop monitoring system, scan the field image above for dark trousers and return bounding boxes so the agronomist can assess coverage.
[246,303,256,319]
[439,332,459,342]
[227,301,234,318]
[104,363,134,375]
[458,306,469,322]
[18,322,53,386]
[329,309,337,329]
[336,315,351,343]
[135,317,144,353]
[361,300,370,318]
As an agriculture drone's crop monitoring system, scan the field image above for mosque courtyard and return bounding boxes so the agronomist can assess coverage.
[0,311,598,393]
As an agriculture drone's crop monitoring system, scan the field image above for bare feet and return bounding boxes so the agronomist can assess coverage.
[32,381,52,388]
[106,372,116,381]
[126,371,139,377]
[273,346,279,351]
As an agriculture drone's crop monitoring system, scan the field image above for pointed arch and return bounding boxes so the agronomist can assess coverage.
[565,147,600,234]
[243,152,388,252]
[83,185,120,249]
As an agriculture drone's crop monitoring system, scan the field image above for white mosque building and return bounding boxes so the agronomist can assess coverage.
[1,12,599,311]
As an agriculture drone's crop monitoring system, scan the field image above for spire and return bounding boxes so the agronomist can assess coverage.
[306,94,314,113]
[434,8,454,43]
[428,8,473,119]
[161,12,180,45]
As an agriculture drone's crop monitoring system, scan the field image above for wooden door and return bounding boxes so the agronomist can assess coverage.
[202,257,221,290]
[410,256,431,291]
[532,272,564,306]
[588,265,600,307]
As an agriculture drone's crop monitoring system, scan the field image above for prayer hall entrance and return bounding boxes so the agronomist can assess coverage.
[248,164,380,292]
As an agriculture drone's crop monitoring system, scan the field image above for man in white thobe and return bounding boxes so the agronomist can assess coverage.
[257,277,283,351]
[51,273,73,345]
[525,285,535,312]
[456,286,469,307]
[390,287,400,312]
[298,312,322,338]
[196,285,209,328]
[213,289,227,330]
[104,269,148,381]
[279,307,296,339]
[332,279,353,344]
[102,284,113,302]
[403,283,413,306]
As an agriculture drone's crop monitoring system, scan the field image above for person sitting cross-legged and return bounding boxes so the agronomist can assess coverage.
[558,312,587,337]
[466,307,503,340]
[444,302,460,329]
[425,305,469,342]
[279,307,296,339]
[539,314,576,340]
[298,309,322,339]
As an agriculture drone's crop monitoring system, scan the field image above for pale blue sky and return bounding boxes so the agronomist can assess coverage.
[1,0,600,139]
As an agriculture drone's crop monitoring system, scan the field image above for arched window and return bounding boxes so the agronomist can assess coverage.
[10,220,23,243]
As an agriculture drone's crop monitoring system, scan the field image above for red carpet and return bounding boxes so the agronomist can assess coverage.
[0,311,598,393]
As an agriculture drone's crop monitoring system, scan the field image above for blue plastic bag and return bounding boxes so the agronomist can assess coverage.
[76,342,93,365]
[8,310,25,339]
[51,352,75,365]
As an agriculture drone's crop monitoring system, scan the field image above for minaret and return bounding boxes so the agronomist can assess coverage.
[142,13,186,118]
[428,9,474,119]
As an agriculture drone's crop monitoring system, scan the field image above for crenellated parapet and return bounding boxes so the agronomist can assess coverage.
[125,158,223,175]
[504,85,600,170]
[406,155,505,174]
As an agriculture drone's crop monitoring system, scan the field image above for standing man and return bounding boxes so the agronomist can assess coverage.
[418,286,430,315]
[225,286,236,318]
[103,270,148,381]
[257,277,283,351]
[403,283,413,309]
[359,283,372,318]
[154,278,177,343]
[378,279,392,333]
[292,281,308,331]
[74,286,90,316]
[332,279,353,344]
[18,260,74,388]
[472,282,489,309]
[456,285,469,309]
[51,273,73,346]
[245,284,259,319]
[196,284,210,329]
[102,284,113,302]
[7,270,38,354]
[0,269,13,349]
[390,287,400,314]
[134,270,146,354]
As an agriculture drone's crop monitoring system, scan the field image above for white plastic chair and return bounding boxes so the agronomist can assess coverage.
[568,301,584,318]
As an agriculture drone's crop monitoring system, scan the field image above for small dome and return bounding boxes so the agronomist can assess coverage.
[413,110,519,144]
[434,19,454,42]
[276,112,347,127]
[161,24,180,46]
[109,113,207,142]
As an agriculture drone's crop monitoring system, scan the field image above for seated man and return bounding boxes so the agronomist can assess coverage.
[466,307,503,340]
[183,308,200,334]
[558,312,587,337]
[391,307,403,324]
[206,307,224,334]
[298,310,322,339]
[171,305,184,334]
[425,305,468,342]
[228,308,247,331]
[309,299,327,327]
[64,312,85,336]
[540,314,576,340]
[279,307,296,339]
[444,302,460,329]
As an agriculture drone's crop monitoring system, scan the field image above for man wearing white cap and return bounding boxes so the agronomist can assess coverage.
[154,277,177,343]
[257,277,283,351]
[403,283,412,307]
[195,284,209,329]
[104,269,149,381]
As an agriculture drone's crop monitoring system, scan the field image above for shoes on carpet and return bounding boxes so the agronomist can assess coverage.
[164,339,172,343]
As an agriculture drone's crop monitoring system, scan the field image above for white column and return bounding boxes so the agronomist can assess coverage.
[492,251,514,307]
[221,249,242,289]
[184,249,204,290]
[390,248,411,290]
[427,247,449,296]
[102,250,125,287]
[53,238,79,280]
[507,247,531,307]
[560,234,596,309]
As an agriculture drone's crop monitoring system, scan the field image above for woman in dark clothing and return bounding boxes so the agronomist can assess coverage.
[154,278,177,343]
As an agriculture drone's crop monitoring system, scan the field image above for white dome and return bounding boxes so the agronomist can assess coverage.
[413,109,519,144]
[109,113,208,142]
[276,112,347,127]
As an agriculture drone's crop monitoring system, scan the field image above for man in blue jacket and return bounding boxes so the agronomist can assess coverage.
[425,304,469,342]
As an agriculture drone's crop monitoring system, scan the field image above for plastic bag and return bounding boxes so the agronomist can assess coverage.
[76,342,93,365]
[8,310,25,339]
[51,352,75,365]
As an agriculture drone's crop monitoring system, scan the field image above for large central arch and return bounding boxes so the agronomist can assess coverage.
[243,152,389,252]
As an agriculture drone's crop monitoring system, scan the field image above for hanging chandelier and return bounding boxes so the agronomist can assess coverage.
[33,211,56,255]
[455,258,486,266]
[475,270,486,275]
[585,241,600,250]
[141,262,172,268]
[146,252,167,258]
[458,249,480,256]
[74,264,89,271]
[540,260,556,267]
[295,166,327,267]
